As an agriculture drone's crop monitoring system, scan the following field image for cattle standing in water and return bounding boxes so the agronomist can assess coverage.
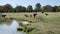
[24,14,28,17]
[33,13,37,18]
[45,13,48,16]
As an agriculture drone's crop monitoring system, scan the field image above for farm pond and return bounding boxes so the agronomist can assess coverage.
[0,20,29,34]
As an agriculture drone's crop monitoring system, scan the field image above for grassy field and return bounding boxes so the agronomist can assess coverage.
[2,12,60,34]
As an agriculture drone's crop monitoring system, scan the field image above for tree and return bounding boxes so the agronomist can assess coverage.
[22,6,26,12]
[2,4,13,12]
[14,6,26,12]
[34,3,41,12]
[42,5,53,12]
[57,6,60,12]
[52,6,58,12]
[26,5,33,12]
[0,6,3,13]
[14,6,22,12]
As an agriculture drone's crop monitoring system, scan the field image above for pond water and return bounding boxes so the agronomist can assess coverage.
[21,21,29,25]
[0,20,26,34]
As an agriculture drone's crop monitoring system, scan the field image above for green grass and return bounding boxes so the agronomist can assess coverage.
[1,12,60,34]
[0,17,11,23]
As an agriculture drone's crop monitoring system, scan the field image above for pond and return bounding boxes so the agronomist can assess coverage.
[0,20,26,34]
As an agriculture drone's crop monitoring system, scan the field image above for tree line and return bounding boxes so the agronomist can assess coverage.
[0,3,60,13]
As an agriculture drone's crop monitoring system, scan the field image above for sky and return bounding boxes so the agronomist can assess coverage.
[0,0,60,8]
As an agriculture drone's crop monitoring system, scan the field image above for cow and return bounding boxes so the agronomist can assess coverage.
[24,14,28,17]
[1,14,6,22]
[45,13,48,16]
[41,12,44,13]
[2,15,6,17]
[30,15,32,17]
[33,13,37,18]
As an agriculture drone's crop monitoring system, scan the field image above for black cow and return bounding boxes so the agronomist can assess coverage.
[41,12,44,13]
[33,13,37,18]
[2,15,6,17]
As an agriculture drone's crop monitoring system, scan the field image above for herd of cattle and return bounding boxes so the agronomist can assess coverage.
[0,12,48,18]
[24,12,48,18]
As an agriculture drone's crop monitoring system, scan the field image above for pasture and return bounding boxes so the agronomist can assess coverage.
[1,12,60,34]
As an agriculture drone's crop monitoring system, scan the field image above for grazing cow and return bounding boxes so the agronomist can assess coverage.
[45,13,48,16]
[2,15,6,17]
[41,12,44,13]
[24,14,28,17]
[33,13,37,18]
[10,18,14,20]
[1,15,6,22]
[30,15,32,17]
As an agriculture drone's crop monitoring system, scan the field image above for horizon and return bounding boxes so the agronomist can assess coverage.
[0,0,60,8]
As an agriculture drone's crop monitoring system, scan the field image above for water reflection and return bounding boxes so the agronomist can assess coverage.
[0,20,26,34]
[21,21,29,25]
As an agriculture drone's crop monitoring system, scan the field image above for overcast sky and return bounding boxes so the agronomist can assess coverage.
[0,0,60,8]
